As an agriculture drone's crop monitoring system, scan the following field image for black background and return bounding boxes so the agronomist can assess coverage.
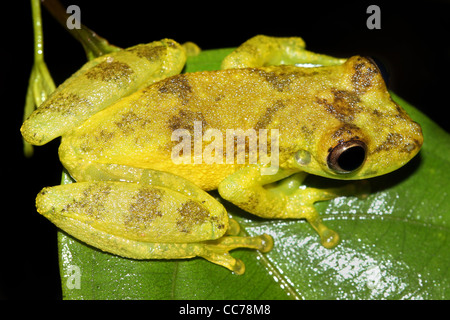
[1,0,449,299]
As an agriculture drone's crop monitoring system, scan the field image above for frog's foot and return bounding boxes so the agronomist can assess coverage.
[199,233,274,275]
[283,181,370,248]
[305,181,369,248]
[299,206,340,249]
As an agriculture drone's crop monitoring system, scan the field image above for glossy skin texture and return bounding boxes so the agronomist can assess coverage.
[22,35,423,274]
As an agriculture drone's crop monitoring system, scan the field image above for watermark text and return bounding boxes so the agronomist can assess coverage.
[171,121,279,175]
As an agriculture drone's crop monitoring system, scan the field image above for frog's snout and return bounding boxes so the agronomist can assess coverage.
[35,187,55,218]
[402,120,424,155]
[364,119,423,177]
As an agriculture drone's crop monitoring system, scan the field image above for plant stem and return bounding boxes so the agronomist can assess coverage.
[41,0,121,59]
[23,0,57,157]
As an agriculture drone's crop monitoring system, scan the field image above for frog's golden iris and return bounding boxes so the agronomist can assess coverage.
[327,140,367,174]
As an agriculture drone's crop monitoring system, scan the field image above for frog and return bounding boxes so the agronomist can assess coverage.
[21,35,423,275]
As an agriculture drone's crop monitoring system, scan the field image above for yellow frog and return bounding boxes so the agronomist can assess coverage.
[21,35,423,275]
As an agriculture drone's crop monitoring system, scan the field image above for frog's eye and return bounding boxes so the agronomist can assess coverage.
[327,140,367,174]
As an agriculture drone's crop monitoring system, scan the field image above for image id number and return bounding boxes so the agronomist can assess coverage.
[223,304,270,315]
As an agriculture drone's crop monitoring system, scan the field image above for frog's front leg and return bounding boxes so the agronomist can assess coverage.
[218,165,363,248]
[21,39,186,146]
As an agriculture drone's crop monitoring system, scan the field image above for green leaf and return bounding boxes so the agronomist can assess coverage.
[58,48,449,300]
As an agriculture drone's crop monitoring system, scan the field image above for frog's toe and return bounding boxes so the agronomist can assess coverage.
[214,233,274,253]
[226,219,241,236]
[319,228,340,249]
[200,233,273,274]
[301,206,340,249]
[259,233,274,253]
[232,258,245,275]
[200,251,246,275]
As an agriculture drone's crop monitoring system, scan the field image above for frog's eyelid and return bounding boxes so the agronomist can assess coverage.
[366,56,390,87]
[327,140,367,174]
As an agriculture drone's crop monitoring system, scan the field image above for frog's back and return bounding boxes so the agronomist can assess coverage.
[60,66,324,188]
[61,58,418,188]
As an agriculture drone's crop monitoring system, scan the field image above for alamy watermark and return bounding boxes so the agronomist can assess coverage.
[66,265,81,289]
[171,121,279,175]
[366,5,381,29]
[66,5,81,30]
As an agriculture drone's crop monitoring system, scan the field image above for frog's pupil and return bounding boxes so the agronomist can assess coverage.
[337,145,366,172]
[327,140,367,174]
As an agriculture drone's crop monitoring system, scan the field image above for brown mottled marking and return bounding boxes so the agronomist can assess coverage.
[176,200,210,233]
[128,45,165,62]
[125,188,164,230]
[332,89,361,107]
[317,89,362,123]
[211,216,226,230]
[214,93,225,102]
[166,39,178,48]
[240,192,260,213]
[34,92,92,117]
[98,129,115,142]
[373,132,403,153]
[114,111,141,134]
[394,104,412,121]
[167,109,207,133]
[351,58,378,94]
[158,74,193,105]
[254,100,287,130]
[61,183,112,220]
[372,109,384,117]
[374,133,420,154]
[255,69,292,92]
[331,124,364,141]
[300,124,316,139]
[84,60,134,82]
[78,133,92,153]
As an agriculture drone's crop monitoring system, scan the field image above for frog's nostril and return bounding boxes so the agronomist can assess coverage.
[405,143,416,152]
[403,136,422,154]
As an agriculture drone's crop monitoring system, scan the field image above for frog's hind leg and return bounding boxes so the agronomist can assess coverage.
[199,232,274,275]
[196,218,274,275]
[221,35,347,69]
